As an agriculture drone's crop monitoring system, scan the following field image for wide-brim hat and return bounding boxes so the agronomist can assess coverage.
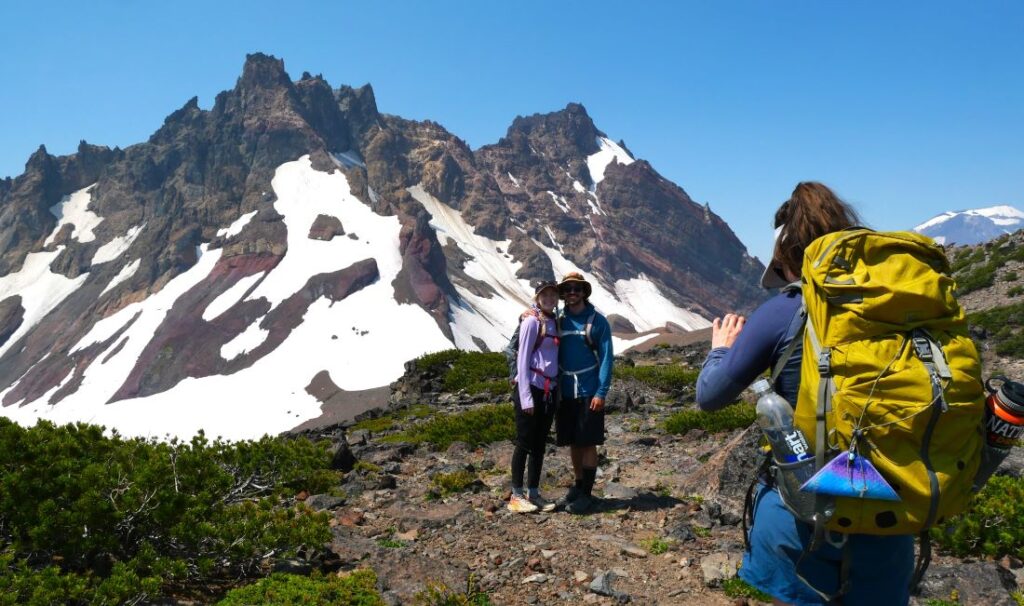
[533,280,559,300]
[558,272,592,298]
[760,226,789,289]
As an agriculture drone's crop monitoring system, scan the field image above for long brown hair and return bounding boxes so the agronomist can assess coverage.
[772,182,862,277]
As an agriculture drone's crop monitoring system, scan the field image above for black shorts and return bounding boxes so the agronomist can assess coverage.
[555,396,605,447]
[512,385,556,453]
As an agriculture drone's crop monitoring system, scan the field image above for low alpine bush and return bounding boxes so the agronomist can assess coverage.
[663,404,757,434]
[384,404,515,450]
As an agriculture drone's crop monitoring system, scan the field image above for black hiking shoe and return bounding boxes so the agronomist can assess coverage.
[554,486,580,511]
[565,494,595,515]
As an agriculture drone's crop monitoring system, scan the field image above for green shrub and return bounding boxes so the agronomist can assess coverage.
[0,419,335,604]
[614,365,698,393]
[217,570,385,605]
[443,353,510,395]
[664,404,757,434]
[721,577,773,602]
[413,350,511,396]
[968,302,1024,358]
[413,575,492,606]
[953,237,1024,296]
[933,475,1024,558]
[1004,271,1020,282]
[641,537,672,555]
[1009,286,1024,298]
[431,471,479,496]
[384,404,515,450]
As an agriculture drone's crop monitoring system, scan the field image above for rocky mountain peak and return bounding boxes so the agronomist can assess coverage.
[237,52,292,92]
[501,102,601,161]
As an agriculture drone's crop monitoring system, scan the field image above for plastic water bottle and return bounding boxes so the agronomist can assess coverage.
[973,376,1024,492]
[751,378,817,517]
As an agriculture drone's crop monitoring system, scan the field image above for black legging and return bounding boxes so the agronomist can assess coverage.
[511,385,556,489]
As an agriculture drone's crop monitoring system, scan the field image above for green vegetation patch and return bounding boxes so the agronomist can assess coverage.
[0,419,336,604]
[641,537,672,555]
[614,365,698,393]
[953,236,1024,296]
[431,470,480,497]
[968,301,1024,359]
[414,350,511,396]
[664,404,757,434]
[934,475,1024,558]
[721,577,773,602]
[217,570,385,606]
[413,575,492,606]
[384,404,516,450]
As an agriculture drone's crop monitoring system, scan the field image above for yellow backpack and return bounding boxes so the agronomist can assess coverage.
[781,229,985,546]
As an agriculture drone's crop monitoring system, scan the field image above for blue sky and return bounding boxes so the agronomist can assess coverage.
[1,1,1021,263]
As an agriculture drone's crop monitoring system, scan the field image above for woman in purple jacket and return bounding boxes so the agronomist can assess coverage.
[508,281,561,513]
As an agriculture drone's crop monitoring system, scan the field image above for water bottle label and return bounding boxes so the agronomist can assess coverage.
[784,430,810,458]
[986,412,1024,448]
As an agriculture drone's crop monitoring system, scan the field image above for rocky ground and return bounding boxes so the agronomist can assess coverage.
[284,341,1024,606]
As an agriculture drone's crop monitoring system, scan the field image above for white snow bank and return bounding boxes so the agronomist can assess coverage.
[217,210,258,239]
[0,249,89,358]
[586,137,634,190]
[44,185,102,245]
[100,259,141,296]
[92,224,144,265]
[202,272,265,321]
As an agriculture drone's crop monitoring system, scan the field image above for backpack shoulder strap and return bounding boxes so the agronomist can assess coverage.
[584,312,597,350]
[771,300,806,384]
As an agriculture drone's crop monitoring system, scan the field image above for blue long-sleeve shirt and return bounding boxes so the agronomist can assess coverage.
[696,290,804,410]
[558,303,613,400]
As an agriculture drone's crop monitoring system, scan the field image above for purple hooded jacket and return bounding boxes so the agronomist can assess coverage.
[516,308,559,410]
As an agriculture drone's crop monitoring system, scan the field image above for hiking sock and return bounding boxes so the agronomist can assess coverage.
[511,446,528,489]
[581,467,598,497]
[511,486,526,498]
[528,487,541,500]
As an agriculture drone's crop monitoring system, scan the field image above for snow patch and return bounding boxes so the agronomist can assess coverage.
[0,249,89,358]
[332,150,366,168]
[613,333,659,352]
[220,317,269,360]
[44,185,102,245]
[100,259,141,296]
[202,272,265,321]
[92,224,144,265]
[507,172,521,188]
[547,191,571,214]
[535,241,709,332]
[572,180,587,194]
[586,137,634,190]
[217,210,258,239]
[410,185,534,351]
[544,226,565,254]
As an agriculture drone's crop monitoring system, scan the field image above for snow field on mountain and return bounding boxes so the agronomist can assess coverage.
[220,317,269,360]
[5,157,453,439]
[217,210,257,238]
[100,259,141,296]
[410,184,708,354]
[203,272,265,321]
[44,185,102,246]
[536,241,710,333]
[915,205,1024,231]
[409,185,534,351]
[586,137,634,189]
[0,249,90,358]
[92,224,144,265]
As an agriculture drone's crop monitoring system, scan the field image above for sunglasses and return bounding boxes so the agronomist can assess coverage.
[561,285,586,294]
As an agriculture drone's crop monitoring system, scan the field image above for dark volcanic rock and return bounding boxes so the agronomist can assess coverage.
[307,214,345,241]
[0,296,24,349]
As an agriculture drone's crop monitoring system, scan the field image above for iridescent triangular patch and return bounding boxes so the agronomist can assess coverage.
[800,453,901,501]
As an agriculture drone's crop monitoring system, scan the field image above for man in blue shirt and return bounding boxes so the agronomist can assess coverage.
[553,272,614,514]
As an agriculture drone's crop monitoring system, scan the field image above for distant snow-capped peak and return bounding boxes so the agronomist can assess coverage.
[913,205,1024,246]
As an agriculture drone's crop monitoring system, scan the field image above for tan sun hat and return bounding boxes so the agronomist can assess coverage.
[557,271,592,299]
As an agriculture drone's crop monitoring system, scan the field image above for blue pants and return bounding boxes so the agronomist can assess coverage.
[740,484,915,605]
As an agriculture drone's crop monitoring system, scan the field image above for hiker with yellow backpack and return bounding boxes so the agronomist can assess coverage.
[696,182,986,605]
